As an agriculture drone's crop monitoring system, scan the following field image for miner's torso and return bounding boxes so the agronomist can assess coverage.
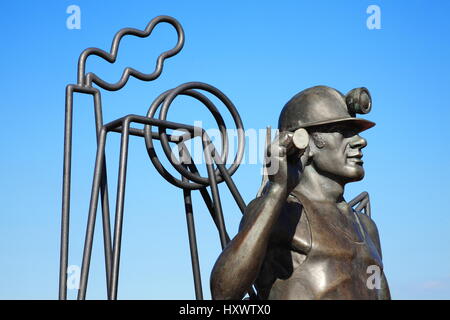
[255,195,386,300]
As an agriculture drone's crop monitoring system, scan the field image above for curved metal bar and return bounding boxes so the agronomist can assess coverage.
[158,82,245,184]
[144,87,234,189]
[78,15,185,89]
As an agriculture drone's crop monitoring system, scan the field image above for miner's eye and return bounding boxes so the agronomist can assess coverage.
[328,124,344,133]
[326,124,356,137]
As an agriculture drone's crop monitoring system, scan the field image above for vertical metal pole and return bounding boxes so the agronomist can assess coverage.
[178,144,203,300]
[178,143,231,243]
[182,186,204,300]
[59,85,73,300]
[77,129,107,300]
[93,92,113,297]
[110,120,131,300]
[100,168,112,298]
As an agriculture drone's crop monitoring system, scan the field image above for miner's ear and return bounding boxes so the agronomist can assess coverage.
[300,144,313,167]
[304,132,324,166]
[308,144,314,158]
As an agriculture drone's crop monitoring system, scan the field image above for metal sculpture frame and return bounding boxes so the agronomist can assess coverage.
[59,16,252,300]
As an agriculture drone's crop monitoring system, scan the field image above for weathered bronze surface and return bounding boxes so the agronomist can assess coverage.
[210,85,390,300]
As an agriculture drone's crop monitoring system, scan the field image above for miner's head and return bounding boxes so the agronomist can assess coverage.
[278,86,375,184]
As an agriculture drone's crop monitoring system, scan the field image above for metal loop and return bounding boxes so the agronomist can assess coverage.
[143,82,245,189]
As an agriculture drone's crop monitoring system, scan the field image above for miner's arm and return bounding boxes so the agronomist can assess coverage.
[210,183,287,300]
[210,131,305,300]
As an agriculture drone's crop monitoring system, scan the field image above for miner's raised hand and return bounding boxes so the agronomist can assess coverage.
[267,129,309,195]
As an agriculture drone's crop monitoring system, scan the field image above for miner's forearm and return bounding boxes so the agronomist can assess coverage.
[210,184,286,300]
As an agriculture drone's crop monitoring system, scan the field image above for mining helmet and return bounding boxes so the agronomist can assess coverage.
[278,86,375,132]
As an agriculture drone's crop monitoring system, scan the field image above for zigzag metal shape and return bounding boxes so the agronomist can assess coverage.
[77,15,185,91]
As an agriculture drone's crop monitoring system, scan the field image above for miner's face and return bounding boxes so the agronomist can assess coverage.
[309,123,367,183]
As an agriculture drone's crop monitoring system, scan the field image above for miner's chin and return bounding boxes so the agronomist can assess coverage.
[343,164,365,183]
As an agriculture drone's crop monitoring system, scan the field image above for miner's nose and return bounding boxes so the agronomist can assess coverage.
[349,134,367,149]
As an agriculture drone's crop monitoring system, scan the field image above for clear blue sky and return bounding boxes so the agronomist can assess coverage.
[1,0,449,299]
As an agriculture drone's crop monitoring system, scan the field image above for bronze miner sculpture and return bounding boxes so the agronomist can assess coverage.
[60,16,389,300]
[210,86,390,300]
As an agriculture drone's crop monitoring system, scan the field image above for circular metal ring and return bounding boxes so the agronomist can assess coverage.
[144,82,245,189]
[144,89,227,188]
